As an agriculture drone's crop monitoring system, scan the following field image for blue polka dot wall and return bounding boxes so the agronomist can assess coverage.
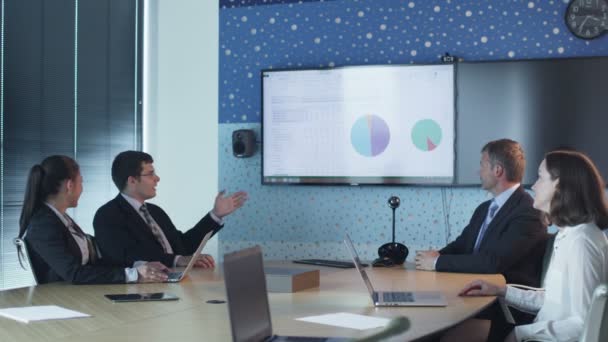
[217,0,607,260]
[219,0,607,124]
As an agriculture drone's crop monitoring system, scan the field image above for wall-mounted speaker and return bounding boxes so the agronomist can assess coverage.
[232,129,256,158]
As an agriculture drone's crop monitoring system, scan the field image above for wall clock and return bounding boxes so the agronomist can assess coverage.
[566,0,608,39]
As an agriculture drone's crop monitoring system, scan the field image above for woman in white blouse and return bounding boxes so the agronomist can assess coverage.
[460,150,608,342]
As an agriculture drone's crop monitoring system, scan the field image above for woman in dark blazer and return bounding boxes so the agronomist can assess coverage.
[18,155,168,284]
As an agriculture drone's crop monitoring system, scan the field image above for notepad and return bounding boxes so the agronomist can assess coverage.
[0,305,90,323]
[296,312,390,330]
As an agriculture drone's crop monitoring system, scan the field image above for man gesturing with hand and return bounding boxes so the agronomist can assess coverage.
[94,151,248,268]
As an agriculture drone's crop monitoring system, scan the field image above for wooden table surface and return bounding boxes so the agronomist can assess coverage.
[0,261,504,342]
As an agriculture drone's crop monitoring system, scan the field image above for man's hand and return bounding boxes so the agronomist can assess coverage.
[459,280,506,297]
[177,254,216,269]
[136,261,169,283]
[212,190,248,218]
[194,254,215,268]
[415,250,440,271]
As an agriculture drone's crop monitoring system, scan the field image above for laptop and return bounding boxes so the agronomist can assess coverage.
[224,246,347,342]
[293,259,368,268]
[166,230,214,283]
[344,235,447,307]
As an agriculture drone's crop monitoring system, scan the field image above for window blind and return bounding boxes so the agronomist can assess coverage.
[0,0,142,290]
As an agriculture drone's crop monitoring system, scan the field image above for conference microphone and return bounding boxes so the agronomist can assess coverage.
[354,316,410,342]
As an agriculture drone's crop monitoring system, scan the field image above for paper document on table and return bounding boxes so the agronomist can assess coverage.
[296,312,390,330]
[0,305,90,323]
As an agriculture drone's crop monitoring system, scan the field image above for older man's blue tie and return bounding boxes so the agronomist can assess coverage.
[474,201,499,253]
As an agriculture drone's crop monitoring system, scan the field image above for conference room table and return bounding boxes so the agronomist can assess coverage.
[0,261,505,342]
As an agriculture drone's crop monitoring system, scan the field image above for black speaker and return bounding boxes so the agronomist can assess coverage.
[232,129,256,158]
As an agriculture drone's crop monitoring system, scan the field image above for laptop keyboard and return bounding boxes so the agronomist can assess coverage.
[382,292,414,303]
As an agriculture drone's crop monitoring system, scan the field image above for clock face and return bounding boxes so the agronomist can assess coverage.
[566,0,608,39]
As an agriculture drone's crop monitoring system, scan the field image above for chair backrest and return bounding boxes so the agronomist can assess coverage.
[580,284,608,342]
[11,238,38,288]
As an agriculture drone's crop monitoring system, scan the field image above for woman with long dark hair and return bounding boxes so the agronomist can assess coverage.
[19,155,168,284]
[459,150,608,341]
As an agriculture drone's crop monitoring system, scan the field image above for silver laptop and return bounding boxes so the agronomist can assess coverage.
[224,246,347,342]
[344,235,447,307]
[166,231,214,283]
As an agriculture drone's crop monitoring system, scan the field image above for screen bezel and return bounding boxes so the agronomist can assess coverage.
[260,63,457,186]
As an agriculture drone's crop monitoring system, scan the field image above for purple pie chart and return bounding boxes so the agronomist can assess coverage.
[350,114,391,157]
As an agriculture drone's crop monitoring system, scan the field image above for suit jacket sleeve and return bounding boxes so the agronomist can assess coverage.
[436,208,545,274]
[26,211,126,284]
[152,206,222,256]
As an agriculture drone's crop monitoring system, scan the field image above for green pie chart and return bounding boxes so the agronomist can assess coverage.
[411,119,442,152]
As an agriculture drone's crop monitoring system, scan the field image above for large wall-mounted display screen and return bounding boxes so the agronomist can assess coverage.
[262,64,455,185]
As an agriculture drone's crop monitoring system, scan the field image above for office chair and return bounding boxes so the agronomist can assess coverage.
[580,283,608,342]
[354,316,410,342]
[500,234,556,324]
[11,238,38,288]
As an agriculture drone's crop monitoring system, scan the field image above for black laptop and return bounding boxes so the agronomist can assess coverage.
[223,246,347,342]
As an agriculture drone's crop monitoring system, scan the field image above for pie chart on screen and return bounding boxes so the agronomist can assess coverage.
[351,114,391,157]
[411,119,442,152]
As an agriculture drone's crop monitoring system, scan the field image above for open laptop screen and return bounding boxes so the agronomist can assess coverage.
[179,231,213,276]
[343,235,376,296]
[224,246,273,342]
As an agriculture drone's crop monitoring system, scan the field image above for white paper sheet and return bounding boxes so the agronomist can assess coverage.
[296,312,390,330]
[0,305,90,323]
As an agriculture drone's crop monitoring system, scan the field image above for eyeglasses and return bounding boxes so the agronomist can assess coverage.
[139,171,157,177]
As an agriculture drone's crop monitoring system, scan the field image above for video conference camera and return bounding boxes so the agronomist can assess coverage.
[374,196,409,267]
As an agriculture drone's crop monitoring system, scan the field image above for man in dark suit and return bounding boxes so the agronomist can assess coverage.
[415,139,547,285]
[93,151,247,268]
[415,139,548,341]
